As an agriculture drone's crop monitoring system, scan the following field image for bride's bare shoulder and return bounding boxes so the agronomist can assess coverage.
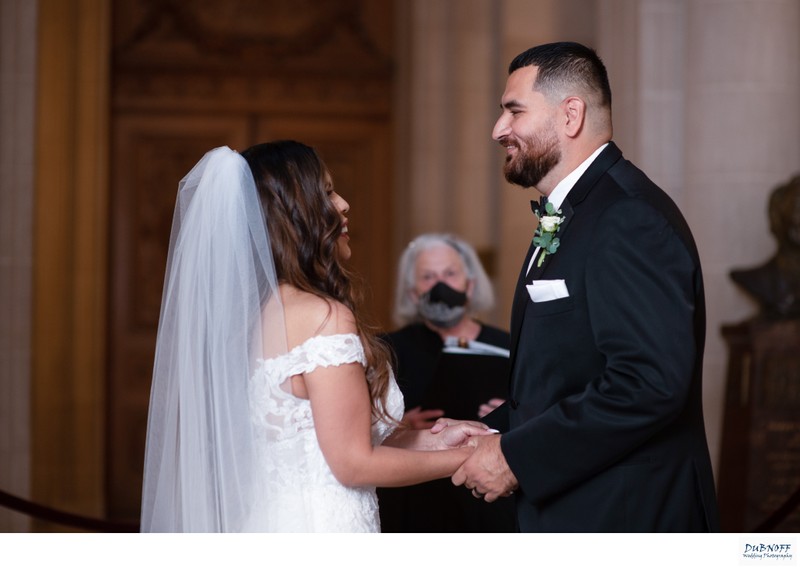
[279,285,357,347]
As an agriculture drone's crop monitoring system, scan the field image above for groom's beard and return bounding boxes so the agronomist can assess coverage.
[502,128,561,188]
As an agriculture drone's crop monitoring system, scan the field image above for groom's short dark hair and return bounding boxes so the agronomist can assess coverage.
[509,41,612,109]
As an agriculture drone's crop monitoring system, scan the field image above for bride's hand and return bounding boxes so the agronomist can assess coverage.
[430,418,498,449]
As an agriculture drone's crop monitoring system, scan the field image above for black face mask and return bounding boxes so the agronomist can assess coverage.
[417,281,468,328]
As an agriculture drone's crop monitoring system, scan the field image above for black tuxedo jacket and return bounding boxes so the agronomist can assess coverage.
[494,142,720,532]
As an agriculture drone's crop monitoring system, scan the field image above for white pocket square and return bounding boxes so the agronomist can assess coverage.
[526,279,569,302]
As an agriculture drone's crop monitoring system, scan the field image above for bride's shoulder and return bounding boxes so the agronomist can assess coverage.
[280,285,357,346]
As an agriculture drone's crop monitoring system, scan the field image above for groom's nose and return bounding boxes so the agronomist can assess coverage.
[492,114,510,140]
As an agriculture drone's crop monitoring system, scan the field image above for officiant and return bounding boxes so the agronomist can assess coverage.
[377,233,516,532]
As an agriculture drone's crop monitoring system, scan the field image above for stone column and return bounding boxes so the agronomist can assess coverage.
[495,0,598,325]
[393,0,504,322]
[494,0,563,325]
[31,0,111,527]
[0,0,37,532]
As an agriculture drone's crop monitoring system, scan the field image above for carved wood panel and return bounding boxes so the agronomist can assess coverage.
[258,117,393,327]
[108,0,394,520]
[718,319,800,532]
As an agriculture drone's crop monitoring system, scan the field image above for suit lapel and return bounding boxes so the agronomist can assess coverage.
[565,142,622,207]
[510,239,537,354]
[526,142,623,281]
[508,142,624,376]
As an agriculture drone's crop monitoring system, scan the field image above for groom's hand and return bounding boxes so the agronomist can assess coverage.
[451,434,518,502]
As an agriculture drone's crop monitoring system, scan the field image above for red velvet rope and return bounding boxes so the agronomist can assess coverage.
[0,488,138,532]
[2,482,797,532]
[752,483,800,532]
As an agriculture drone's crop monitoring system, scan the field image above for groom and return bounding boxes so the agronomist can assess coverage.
[450,42,720,531]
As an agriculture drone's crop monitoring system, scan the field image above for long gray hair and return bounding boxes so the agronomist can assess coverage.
[392,233,495,327]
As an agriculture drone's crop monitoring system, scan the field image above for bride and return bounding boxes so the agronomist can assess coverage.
[140,141,491,532]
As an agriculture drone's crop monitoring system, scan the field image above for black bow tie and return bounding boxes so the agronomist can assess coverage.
[530,195,548,217]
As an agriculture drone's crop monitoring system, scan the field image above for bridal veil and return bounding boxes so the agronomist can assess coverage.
[140,146,286,531]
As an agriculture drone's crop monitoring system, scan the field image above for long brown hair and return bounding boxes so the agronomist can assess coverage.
[241,140,394,421]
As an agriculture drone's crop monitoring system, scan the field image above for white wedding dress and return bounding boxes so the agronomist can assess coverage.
[244,333,404,532]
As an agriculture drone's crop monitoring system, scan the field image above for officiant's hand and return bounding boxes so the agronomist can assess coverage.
[477,398,505,418]
[451,434,518,501]
[402,406,445,429]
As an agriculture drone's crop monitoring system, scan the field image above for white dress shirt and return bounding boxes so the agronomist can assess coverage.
[527,143,609,275]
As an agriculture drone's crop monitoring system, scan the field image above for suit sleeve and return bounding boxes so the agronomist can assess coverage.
[480,401,509,432]
[500,197,700,502]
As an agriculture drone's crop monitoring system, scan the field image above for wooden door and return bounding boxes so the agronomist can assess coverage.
[259,117,393,327]
[107,0,394,519]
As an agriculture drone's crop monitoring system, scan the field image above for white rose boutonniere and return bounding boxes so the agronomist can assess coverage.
[533,201,565,267]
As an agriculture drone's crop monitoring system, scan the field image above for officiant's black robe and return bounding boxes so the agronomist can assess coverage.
[378,323,516,532]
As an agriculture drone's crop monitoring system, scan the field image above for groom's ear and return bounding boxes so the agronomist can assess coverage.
[561,96,586,138]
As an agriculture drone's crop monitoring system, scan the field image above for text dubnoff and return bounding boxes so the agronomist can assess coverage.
[742,542,794,562]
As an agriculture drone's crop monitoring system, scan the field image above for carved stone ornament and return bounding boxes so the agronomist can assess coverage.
[731,174,800,319]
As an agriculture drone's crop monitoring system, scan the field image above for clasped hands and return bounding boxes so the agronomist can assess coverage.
[430,418,519,502]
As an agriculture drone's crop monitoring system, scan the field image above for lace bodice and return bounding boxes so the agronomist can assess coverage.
[245,333,403,532]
